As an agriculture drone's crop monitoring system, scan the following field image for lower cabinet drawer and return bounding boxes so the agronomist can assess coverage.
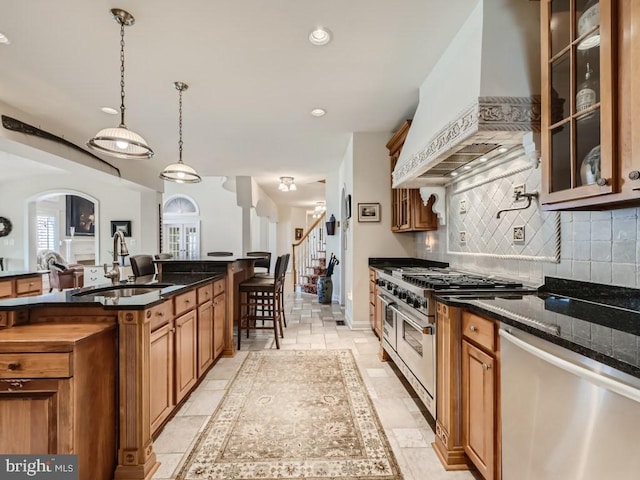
[175,290,197,316]
[462,312,496,352]
[0,280,13,298]
[213,279,225,297]
[0,353,72,378]
[197,284,213,304]
[149,301,173,332]
[15,276,42,295]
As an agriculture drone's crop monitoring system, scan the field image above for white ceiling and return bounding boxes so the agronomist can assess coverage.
[0,0,477,208]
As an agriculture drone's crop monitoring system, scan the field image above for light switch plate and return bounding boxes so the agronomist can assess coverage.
[459,231,467,244]
[514,184,526,199]
[459,199,468,214]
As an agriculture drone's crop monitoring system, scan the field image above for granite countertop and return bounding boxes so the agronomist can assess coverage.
[438,281,640,379]
[0,270,48,279]
[368,257,449,274]
[0,272,223,311]
[155,255,259,263]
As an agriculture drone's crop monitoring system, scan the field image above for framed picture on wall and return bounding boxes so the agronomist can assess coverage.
[66,195,95,236]
[357,203,380,222]
[111,220,132,237]
[294,228,303,241]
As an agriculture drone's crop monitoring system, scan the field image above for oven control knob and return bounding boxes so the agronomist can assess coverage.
[413,298,422,308]
[399,290,407,300]
[393,287,399,296]
[405,293,414,304]
[386,282,393,291]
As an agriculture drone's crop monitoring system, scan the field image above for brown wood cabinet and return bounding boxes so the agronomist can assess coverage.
[213,291,226,360]
[387,120,438,232]
[0,323,117,480]
[540,0,640,209]
[0,273,43,299]
[197,301,214,376]
[461,311,500,480]
[150,321,174,433]
[433,302,469,470]
[174,309,198,403]
[368,269,380,338]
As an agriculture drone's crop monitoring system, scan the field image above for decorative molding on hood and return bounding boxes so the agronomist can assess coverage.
[419,186,446,226]
[392,95,541,187]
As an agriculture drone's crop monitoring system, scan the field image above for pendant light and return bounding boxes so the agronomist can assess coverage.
[87,9,153,159]
[160,82,202,183]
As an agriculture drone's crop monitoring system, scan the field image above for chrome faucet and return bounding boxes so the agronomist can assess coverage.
[104,230,130,285]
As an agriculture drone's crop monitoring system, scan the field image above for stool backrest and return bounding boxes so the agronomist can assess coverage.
[246,251,272,273]
[130,255,155,277]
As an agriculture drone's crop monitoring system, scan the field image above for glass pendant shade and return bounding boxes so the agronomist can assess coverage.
[88,126,153,159]
[160,162,201,183]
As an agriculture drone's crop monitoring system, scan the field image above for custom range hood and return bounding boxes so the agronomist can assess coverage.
[393,0,541,189]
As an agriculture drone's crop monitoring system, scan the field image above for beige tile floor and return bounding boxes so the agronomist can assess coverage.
[152,288,479,480]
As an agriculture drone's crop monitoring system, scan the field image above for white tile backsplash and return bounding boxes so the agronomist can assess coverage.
[414,161,640,288]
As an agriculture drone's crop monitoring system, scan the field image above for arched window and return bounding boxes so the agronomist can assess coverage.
[163,195,200,258]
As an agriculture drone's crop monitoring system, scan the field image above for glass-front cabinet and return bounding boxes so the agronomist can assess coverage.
[541,0,615,206]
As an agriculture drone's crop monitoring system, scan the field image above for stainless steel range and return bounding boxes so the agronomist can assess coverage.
[375,266,534,418]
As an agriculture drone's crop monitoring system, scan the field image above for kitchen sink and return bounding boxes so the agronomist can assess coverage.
[73,284,168,298]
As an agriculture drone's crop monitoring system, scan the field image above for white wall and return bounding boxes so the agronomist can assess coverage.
[339,132,416,329]
[0,172,158,270]
[163,177,242,256]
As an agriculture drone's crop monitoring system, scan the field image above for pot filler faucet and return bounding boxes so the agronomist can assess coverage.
[104,230,130,285]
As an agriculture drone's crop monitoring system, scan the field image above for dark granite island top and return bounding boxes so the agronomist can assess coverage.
[0,272,223,311]
[437,277,640,378]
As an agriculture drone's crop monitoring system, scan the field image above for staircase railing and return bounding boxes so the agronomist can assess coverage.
[292,212,326,289]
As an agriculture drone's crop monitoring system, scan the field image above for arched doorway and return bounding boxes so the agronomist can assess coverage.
[163,195,200,258]
[26,190,100,270]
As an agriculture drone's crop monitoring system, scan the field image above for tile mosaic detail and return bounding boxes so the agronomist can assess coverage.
[447,152,559,262]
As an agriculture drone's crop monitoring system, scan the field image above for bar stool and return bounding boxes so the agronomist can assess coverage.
[252,253,289,328]
[238,255,286,349]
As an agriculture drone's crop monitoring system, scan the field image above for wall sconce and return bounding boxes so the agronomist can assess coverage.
[278,176,297,192]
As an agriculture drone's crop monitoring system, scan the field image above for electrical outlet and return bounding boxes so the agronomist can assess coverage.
[513,184,526,200]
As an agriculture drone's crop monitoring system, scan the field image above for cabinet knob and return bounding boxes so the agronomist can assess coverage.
[469,325,477,332]
[482,363,491,371]
[596,177,608,187]
[629,171,640,181]
[7,362,21,371]
[155,312,164,317]
[171,327,176,333]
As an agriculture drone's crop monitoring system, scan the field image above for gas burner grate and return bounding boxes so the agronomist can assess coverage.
[402,273,523,290]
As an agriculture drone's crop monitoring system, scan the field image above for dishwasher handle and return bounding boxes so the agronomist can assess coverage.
[499,328,640,404]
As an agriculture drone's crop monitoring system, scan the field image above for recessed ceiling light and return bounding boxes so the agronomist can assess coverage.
[310,108,326,117]
[0,33,11,45]
[463,165,471,170]
[479,157,488,162]
[101,106,119,115]
[450,171,458,177]
[309,27,331,46]
[498,147,508,154]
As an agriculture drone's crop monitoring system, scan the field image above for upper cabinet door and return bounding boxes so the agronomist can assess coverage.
[541,0,616,207]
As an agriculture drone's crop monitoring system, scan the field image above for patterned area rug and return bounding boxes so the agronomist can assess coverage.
[176,350,403,479]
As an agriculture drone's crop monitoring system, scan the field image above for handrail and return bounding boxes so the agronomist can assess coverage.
[292,212,326,247]
[292,212,326,287]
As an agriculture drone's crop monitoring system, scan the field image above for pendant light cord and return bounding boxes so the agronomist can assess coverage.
[178,86,184,164]
[119,21,126,127]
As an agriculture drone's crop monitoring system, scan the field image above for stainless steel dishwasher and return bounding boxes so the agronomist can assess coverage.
[499,325,640,480]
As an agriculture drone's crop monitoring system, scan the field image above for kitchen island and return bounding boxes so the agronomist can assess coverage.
[0,266,237,480]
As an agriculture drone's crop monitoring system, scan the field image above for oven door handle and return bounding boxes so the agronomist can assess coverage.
[389,304,434,335]
[376,293,395,306]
